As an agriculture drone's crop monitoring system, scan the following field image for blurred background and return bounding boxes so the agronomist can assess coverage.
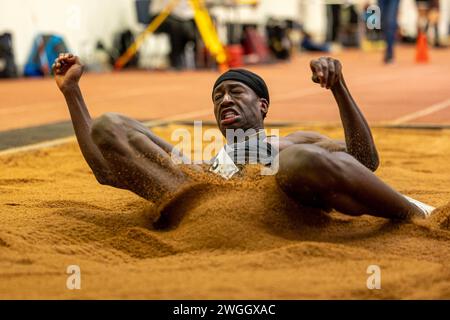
[1,0,450,148]
[1,0,449,77]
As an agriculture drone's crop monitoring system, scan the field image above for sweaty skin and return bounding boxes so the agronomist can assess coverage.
[53,54,424,220]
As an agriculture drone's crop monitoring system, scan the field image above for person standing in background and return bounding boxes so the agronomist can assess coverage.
[378,0,401,64]
[150,0,197,69]
[416,0,444,48]
[326,3,342,45]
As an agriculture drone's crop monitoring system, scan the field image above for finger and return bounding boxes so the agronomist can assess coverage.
[57,54,76,64]
[326,58,335,89]
[310,60,319,73]
[310,60,323,83]
[312,74,320,84]
[52,64,61,75]
[57,53,71,64]
[56,56,65,64]
[319,58,328,88]
[335,60,342,83]
[68,55,78,63]
[57,56,74,68]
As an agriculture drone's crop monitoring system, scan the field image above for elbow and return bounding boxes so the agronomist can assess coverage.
[367,160,379,172]
[94,173,110,186]
[93,171,115,186]
[348,148,380,172]
[366,154,380,172]
[96,175,110,186]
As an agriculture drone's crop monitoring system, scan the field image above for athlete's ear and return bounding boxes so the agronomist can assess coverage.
[259,98,269,118]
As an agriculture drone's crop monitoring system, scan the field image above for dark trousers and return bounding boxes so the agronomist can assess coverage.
[378,0,400,61]
[326,4,342,42]
[157,15,196,69]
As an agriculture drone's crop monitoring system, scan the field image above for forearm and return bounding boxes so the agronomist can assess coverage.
[62,85,112,180]
[331,78,379,170]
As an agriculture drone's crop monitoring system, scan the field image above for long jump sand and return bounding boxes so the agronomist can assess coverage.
[0,125,449,299]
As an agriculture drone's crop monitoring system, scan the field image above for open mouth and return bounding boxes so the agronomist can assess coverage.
[220,109,240,125]
[221,109,238,120]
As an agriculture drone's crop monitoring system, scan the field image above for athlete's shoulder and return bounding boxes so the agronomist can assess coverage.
[275,131,346,152]
[283,130,329,144]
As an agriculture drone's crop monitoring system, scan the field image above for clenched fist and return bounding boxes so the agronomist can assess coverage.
[310,57,343,90]
[52,53,84,93]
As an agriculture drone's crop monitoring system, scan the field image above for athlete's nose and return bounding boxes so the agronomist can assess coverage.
[220,92,233,107]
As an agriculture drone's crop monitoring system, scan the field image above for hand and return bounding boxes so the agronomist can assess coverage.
[310,57,342,89]
[52,53,84,93]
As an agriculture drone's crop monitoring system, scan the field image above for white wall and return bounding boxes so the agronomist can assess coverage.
[1,0,449,71]
[211,0,301,24]
[0,0,140,71]
[299,0,327,41]
[0,0,308,69]
[441,0,450,41]
[399,0,419,37]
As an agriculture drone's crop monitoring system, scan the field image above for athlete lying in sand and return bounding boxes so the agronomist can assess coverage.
[53,53,434,221]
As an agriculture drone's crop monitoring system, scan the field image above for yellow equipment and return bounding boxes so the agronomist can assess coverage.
[114,0,228,71]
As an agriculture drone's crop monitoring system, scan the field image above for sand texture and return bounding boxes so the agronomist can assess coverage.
[0,125,449,299]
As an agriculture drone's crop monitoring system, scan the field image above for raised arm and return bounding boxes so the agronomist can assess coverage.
[53,53,114,184]
[310,57,379,171]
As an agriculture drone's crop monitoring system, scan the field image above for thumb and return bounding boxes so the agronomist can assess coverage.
[312,74,320,83]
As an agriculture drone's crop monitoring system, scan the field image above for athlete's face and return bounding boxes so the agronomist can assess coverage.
[212,80,269,136]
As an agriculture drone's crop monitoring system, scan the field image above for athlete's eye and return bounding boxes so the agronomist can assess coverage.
[214,94,223,101]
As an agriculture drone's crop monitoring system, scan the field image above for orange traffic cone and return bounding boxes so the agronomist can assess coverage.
[416,31,429,63]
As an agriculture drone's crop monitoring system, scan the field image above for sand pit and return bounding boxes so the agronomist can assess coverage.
[1,125,450,299]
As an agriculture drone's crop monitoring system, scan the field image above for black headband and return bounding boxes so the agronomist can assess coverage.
[212,69,270,103]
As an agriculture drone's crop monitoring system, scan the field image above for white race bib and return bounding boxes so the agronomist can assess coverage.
[209,147,239,180]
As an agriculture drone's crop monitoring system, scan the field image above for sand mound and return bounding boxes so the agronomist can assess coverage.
[1,126,450,299]
[152,167,330,252]
[427,202,450,230]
